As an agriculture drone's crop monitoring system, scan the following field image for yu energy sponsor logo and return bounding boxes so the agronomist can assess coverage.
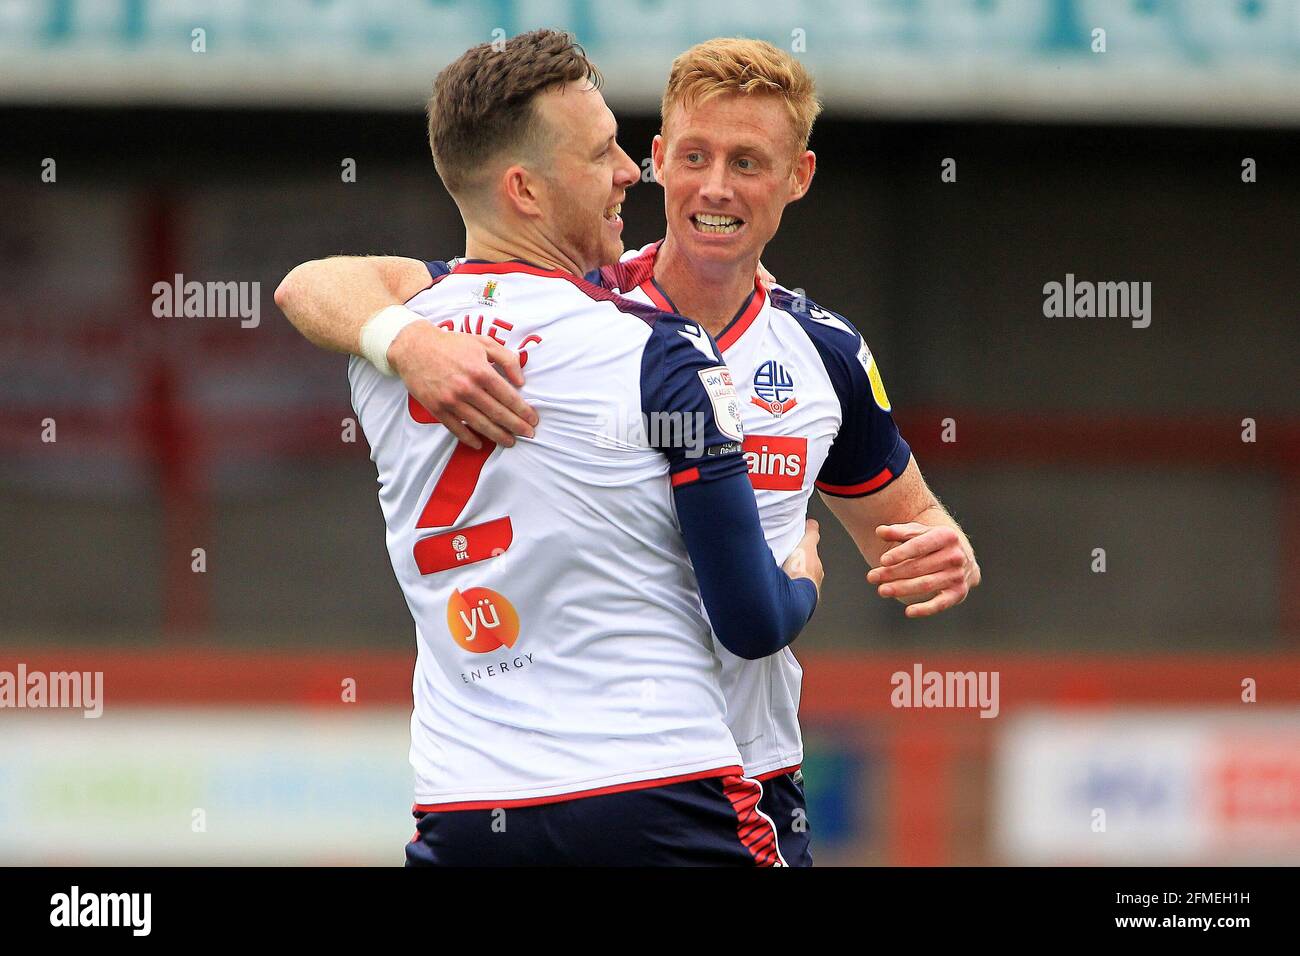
[447,587,519,654]
[448,587,536,685]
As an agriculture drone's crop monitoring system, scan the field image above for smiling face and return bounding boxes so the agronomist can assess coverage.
[532,82,641,273]
[653,92,815,270]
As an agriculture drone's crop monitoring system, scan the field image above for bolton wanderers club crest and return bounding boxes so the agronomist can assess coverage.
[751,359,797,416]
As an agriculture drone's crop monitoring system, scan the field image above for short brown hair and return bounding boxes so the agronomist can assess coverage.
[661,38,821,152]
[427,29,603,196]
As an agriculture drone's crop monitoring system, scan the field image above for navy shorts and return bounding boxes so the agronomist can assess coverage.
[406,773,785,866]
[757,769,813,867]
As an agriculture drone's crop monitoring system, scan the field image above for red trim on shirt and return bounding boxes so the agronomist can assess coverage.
[451,260,569,279]
[753,763,802,782]
[671,467,701,487]
[615,244,769,351]
[601,242,661,292]
[412,764,743,813]
[638,278,674,313]
[715,281,767,353]
[815,468,895,497]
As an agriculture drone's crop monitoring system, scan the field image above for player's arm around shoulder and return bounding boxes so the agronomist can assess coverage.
[273,254,538,449]
[275,255,434,353]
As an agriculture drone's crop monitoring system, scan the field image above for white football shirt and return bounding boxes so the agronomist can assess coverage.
[349,259,751,808]
[602,243,912,779]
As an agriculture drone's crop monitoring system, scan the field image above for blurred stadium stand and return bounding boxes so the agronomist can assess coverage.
[2,0,1299,864]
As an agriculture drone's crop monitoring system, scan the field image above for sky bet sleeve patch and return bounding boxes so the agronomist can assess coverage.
[697,366,745,442]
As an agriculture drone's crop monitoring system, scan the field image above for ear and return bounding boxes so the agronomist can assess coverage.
[501,163,545,218]
[651,134,667,186]
[788,149,816,203]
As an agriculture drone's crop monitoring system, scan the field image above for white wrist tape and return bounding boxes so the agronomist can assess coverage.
[359,305,423,376]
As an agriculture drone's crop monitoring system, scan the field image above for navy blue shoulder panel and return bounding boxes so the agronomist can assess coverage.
[639,315,746,483]
[767,288,911,497]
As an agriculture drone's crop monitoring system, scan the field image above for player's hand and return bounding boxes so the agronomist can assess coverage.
[756,260,776,291]
[866,523,980,618]
[387,323,539,449]
[782,518,824,599]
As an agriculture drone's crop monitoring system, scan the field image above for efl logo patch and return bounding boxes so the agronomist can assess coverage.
[697,366,744,441]
[743,435,807,491]
[751,359,798,416]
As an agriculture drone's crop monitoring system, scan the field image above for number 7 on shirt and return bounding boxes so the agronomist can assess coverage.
[407,395,514,575]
